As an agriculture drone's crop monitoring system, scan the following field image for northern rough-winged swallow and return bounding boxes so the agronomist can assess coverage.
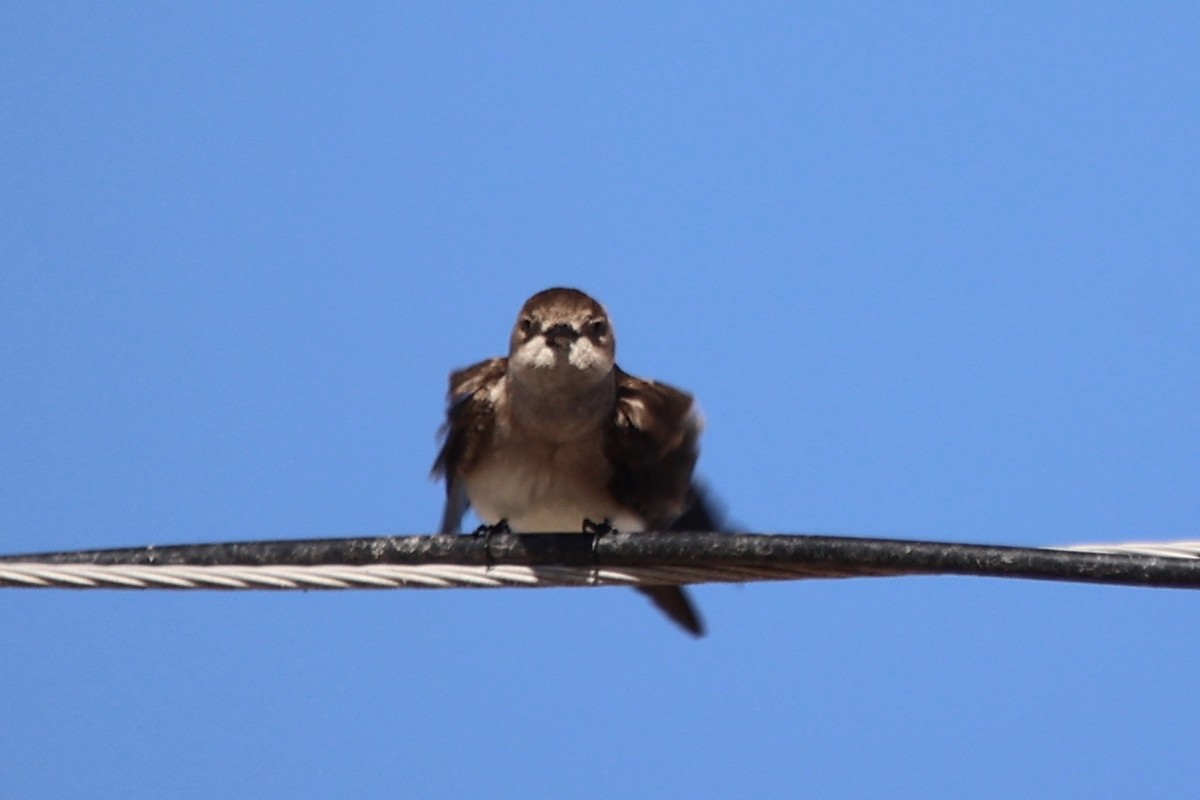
[433,287,724,636]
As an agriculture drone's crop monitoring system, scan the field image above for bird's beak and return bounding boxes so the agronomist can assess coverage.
[543,323,579,348]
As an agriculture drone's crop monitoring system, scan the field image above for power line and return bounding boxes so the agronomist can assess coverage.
[1,532,1198,591]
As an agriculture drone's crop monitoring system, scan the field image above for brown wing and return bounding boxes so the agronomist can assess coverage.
[432,357,507,534]
[604,366,702,529]
[605,367,711,637]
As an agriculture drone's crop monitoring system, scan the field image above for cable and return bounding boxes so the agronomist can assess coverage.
[1,532,1198,591]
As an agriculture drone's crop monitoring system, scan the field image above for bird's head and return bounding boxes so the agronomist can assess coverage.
[508,287,616,390]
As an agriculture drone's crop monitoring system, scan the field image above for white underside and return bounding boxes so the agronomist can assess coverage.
[466,453,645,534]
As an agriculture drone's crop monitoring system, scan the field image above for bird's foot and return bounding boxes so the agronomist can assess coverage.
[472,519,512,537]
[472,519,511,567]
[582,518,617,563]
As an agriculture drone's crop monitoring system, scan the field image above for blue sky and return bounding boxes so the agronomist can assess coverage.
[2,3,1197,797]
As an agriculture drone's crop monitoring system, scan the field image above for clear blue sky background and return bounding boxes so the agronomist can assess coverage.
[2,4,1197,798]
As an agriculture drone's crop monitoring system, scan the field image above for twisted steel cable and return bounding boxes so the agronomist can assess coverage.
[2,532,1199,591]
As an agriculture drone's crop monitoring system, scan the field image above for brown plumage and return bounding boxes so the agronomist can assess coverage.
[432,288,721,636]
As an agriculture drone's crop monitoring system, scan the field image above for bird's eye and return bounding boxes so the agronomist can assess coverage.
[588,319,608,338]
[518,317,535,335]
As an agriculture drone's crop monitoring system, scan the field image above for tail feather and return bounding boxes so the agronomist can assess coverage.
[637,586,705,637]
[636,482,730,637]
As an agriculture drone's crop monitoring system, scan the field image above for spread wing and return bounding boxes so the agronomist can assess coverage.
[606,367,717,637]
[432,357,507,534]
[604,367,703,529]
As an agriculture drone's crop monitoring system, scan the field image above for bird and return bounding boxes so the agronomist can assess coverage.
[432,287,724,636]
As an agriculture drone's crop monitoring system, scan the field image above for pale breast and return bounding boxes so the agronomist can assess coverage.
[464,433,644,533]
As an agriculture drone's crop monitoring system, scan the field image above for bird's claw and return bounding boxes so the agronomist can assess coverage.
[582,518,617,562]
[582,518,617,535]
[472,519,511,567]
[472,519,512,537]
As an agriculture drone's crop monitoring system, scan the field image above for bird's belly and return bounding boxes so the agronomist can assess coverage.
[465,453,643,534]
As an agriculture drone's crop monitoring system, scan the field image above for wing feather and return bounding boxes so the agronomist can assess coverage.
[604,367,703,529]
[432,357,507,533]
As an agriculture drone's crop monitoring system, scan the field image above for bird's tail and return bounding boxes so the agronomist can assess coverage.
[637,586,705,637]
[636,482,732,637]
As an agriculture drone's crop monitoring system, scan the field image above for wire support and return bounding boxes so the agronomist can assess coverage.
[2,532,1200,591]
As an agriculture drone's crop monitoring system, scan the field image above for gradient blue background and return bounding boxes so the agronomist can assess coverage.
[2,4,1197,798]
